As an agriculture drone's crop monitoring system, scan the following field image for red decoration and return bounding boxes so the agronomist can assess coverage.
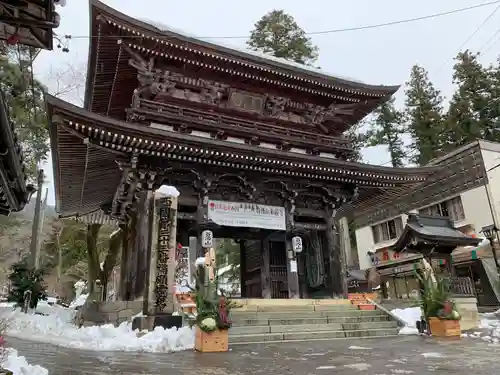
[393,252,400,259]
[382,251,389,261]
[6,34,21,45]
[209,202,215,209]
[218,297,231,328]
[442,301,453,314]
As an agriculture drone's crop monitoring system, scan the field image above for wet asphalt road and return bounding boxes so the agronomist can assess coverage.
[6,335,500,375]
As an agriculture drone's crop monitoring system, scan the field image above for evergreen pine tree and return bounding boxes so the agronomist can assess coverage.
[405,65,445,165]
[445,51,494,146]
[7,260,47,309]
[484,59,500,141]
[247,10,319,65]
[363,97,406,167]
[343,122,364,162]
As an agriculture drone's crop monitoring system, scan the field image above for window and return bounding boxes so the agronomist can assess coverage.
[371,217,404,244]
[419,196,465,222]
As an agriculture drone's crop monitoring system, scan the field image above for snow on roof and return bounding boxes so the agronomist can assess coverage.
[139,18,368,86]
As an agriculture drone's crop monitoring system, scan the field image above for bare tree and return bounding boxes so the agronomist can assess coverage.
[44,61,86,105]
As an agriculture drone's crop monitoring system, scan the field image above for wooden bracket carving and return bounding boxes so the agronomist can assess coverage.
[264,95,289,117]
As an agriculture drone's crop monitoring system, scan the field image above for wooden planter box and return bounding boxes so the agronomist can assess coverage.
[428,317,461,337]
[358,304,376,310]
[195,327,229,352]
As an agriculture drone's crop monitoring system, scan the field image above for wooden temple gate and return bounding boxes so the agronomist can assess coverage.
[46,1,439,304]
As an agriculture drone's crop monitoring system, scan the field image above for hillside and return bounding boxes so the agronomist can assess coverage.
[0,199,57,287]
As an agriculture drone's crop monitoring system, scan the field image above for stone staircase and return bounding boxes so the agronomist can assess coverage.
[229,298,399,344]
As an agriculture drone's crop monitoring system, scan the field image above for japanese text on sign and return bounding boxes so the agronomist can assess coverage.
[207,200,286,230]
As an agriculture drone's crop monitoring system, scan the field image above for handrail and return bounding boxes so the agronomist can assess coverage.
[366,298,406,327]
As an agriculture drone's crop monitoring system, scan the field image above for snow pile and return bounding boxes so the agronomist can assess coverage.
[33,301,76,323]
[1,348,48,375]
[157,185,180,197]
[0,308,195,352]
[460,313,500,343]
[69,293,88,309]
[391,307,422,335]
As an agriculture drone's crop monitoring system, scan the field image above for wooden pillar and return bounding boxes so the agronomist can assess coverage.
[196,192,209,259]
[325,211,340,296]
[336,216,348,297]
[285,203,300,299]
[143,190,178,315]
[260,234,272,299]
[125,213,137,299]
[134,190,153,299]
[239,240,247,298]
[338,216,352,267]
[118,222,130,300]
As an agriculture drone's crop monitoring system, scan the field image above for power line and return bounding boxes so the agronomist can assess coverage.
[478,26,500,52]
[65,1,500,41]
[202,1,500,39]
[482,28,500,54]
[435,2,500,72]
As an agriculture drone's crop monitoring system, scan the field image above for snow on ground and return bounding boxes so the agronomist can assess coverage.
[391,307,422,335]
[460,311,500,344]
[1,347,48,375]
[0,300,195,353]
[390,306,500,342]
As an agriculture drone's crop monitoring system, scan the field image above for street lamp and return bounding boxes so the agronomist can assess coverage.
[480,224,500,269]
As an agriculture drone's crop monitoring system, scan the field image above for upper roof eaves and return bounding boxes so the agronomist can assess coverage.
[89,0,400,94]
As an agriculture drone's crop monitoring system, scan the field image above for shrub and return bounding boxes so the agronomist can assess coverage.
[415,269,460,321]
[7,261,47,310]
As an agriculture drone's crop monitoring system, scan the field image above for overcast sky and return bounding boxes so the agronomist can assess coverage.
[35,0,500,205]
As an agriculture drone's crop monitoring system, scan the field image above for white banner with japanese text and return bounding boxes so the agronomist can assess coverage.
[207,200,286,230]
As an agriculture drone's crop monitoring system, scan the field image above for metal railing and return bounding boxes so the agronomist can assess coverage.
[449,276,475,297]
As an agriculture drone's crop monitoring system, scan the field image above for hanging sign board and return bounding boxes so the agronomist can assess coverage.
[207,200,286,230]
[292,236,303,253]
[201,230,213,248]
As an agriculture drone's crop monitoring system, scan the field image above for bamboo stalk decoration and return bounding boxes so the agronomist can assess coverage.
[205,248,216,281]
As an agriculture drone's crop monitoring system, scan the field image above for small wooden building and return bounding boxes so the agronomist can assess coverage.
[391,214,482,265]
[387,214,482,299]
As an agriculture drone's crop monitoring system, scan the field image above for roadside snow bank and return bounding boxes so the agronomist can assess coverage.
[1,348,48,375]
[0,308,194,352]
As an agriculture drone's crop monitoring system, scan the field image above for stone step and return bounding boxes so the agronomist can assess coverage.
[230,321,397,335]
[250,304,356,312]
[231,309,385,320]
[232,315,392,327]
[229,327,399,344]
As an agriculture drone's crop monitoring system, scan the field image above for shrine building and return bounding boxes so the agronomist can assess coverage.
[46,0,440,300]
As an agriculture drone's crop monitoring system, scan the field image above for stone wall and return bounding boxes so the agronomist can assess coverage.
[453,296,479,331]
[74,300,143,327]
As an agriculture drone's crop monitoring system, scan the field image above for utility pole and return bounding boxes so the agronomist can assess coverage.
[29,169,44,269]
[53,223,63,294]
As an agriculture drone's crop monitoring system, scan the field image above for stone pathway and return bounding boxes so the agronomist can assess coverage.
[6,335,500,374]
